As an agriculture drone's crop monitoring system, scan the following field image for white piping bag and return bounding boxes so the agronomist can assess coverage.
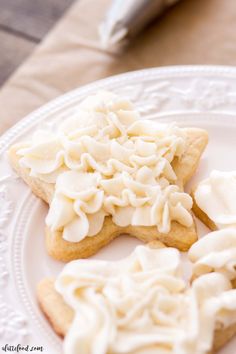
[99,0,180,48]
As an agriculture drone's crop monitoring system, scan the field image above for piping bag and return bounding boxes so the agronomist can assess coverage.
[99,0,180,49]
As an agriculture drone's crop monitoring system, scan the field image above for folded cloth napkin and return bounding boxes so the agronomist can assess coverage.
[0,0,236,135]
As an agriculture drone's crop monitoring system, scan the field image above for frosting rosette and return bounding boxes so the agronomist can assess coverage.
[55,245,236,354]
[46,171,106,241]
[17,91,193,241]
[189,228,236,280]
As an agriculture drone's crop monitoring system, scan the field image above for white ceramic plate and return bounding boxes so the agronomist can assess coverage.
[1,65,236,354]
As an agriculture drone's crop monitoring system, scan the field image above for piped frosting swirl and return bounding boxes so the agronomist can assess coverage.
[189,228,236,280]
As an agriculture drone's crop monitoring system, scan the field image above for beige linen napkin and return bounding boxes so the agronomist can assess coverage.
[1,0,236,135]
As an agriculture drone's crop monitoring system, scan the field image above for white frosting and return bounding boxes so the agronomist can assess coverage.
[46,169,192,242]
[189,228,236,280]
[17,91,193,242]
[194,170,236,229]
[55,245,236,354]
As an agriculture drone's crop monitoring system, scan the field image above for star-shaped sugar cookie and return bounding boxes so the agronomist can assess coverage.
[9,91,208,261]
[37,239,236,354]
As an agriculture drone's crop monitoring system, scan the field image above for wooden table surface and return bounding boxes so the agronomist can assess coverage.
[0,0,75,86]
